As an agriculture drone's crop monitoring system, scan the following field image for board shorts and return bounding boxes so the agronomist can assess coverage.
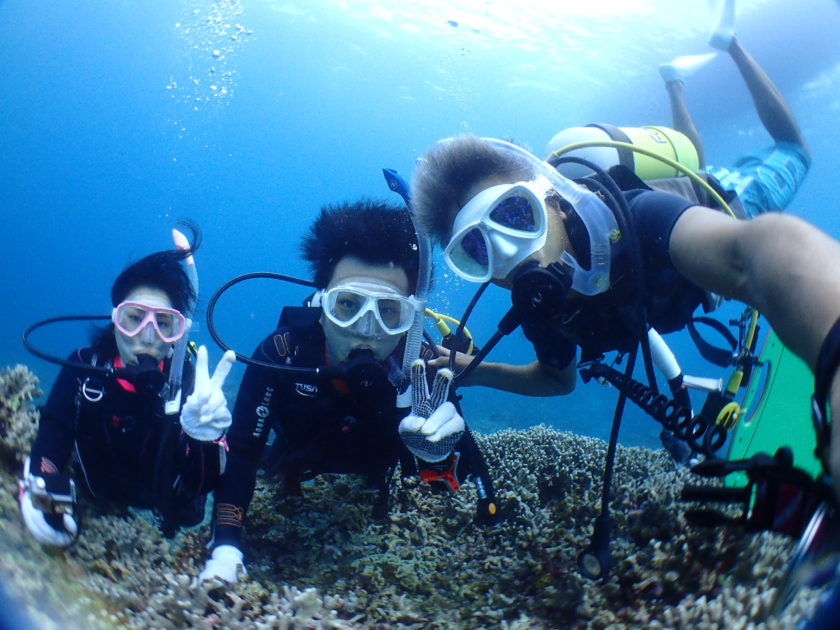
[703,141,810,217]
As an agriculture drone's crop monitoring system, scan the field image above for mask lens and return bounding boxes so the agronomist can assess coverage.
[117,305,150,334]
[446,227,490,280]
[462,228,489,266]
[155,312,177,337]
[489,195,539,232]
[330,290,366,323]
[375,297,405,331]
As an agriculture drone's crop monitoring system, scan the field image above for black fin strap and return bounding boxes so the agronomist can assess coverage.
[814,316,840,420]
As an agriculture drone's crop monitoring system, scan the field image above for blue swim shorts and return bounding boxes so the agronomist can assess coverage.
[703,142,810,217]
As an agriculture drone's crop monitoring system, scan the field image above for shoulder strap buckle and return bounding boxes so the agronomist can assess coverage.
[81,377,104,402]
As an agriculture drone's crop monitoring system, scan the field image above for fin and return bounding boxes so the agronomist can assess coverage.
[709,0,736,51]
[659,53,718,83]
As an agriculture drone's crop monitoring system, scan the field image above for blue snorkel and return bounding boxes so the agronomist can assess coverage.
[383,168,500,523]
[383,168,411,207]
[165,228,198,416]
[383,168,430,405]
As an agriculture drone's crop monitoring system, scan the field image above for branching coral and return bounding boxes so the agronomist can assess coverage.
[0,364,42,471]
[0,421,827,629]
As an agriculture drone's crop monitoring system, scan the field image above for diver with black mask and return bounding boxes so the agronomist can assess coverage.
[19,225,236,545]
[200,199,499,584]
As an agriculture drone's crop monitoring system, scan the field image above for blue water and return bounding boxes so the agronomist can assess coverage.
[2,0,840,449]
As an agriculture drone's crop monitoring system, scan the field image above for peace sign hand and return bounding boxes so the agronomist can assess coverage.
[399,359,465,462]
[180,346,237,442]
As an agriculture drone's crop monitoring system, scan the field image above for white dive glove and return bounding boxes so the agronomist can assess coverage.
[180,347,236,442]
[399,359,465,463]
[199,544,246,583]
[19,457,78,547]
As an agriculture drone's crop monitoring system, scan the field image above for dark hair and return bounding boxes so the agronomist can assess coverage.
[301,200,420,293]
[90,325,120,358]
[110,221,201,315]
[411,135,534,245]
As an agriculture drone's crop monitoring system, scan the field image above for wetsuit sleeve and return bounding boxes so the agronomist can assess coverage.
[624,189,709,333]
[28,350,87,476]
[210,331,286,548]
[623,189,696,266]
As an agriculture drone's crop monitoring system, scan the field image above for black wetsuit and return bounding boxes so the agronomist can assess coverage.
[210,307,496,549]
[29,347,220,533]
[521,187,709,368]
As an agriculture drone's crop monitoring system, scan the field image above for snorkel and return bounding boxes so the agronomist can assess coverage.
[383,168,431,406]
[164,228,198,415]
[388,167,499,521]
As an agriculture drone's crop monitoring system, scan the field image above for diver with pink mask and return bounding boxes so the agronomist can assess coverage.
[20,224,235,545]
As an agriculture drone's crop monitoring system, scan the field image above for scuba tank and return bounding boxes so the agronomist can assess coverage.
[545,123,700,181]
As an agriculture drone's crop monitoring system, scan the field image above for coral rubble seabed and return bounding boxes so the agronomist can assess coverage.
[0,362,824,629]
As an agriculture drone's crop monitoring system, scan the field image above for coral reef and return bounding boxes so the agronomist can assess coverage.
[0,364,41,470]
[0,390,828,629]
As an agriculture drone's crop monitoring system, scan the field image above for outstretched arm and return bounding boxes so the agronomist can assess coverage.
[430,348,577,396]
[670,207,840,362]
[670,206,840,485]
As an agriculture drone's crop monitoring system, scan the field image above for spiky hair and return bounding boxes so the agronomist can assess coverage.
[301,199,420,292]
[411,135,534,245]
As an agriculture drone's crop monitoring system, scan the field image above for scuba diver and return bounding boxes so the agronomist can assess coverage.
[200,199,497,584]
[540,0,811,466]
[19,225,236,546]
[406,134,840,576]
[545,0,811,218]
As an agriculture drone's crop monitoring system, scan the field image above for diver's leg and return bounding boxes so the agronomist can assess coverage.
[663,79,706,168]
[725,37,810,157]
[659,53,716,169]
[370,467,394,521]
[704,0,810,215]
[708,0,809,155]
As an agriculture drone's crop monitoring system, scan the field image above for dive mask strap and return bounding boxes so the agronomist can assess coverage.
[558,189,617,296]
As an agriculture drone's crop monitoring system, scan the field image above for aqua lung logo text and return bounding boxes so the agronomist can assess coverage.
[252,386,274,437]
